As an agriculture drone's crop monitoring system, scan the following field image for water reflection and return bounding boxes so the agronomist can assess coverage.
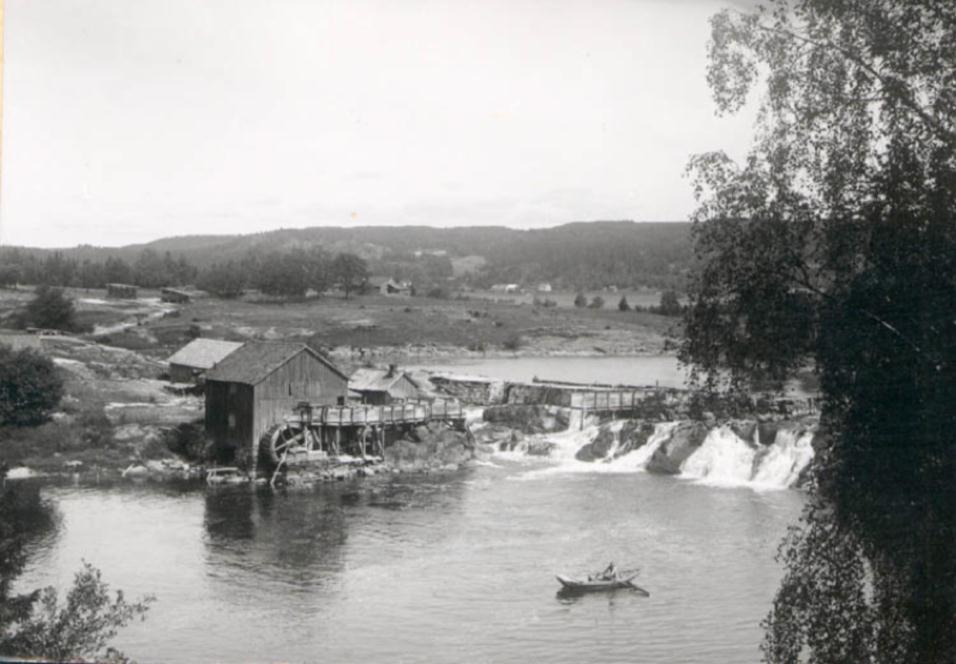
[203,486,349,591]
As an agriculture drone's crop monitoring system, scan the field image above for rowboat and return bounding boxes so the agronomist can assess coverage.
[555,570,649,595]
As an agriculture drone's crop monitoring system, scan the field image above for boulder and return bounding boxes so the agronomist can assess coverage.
[616,420,658,458]
[385,422,474,471]
[757,421,782,446]
[575,420,658,463]
[729,420,758,446]
[526,440,558,457]
[575,427,616,462]
[646,421,710,474]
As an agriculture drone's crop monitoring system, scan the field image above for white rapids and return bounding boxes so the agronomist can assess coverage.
[498,419,815,490]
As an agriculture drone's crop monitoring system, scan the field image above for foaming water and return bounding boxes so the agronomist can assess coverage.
[15,470,803,664]
[501,421,814,491]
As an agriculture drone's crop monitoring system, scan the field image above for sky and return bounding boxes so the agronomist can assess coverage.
[1,0,758,248]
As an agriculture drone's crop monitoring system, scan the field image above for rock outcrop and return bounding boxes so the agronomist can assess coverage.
[384,421,474,471]
[645,421,710,474]
[575,420,658,462]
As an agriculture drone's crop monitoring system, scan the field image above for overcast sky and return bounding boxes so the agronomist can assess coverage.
[1,0,757,248]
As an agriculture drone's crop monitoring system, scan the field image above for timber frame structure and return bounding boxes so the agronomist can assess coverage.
[259,399,465,475]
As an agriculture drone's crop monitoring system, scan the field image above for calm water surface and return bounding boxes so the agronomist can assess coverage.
[19,462,802,664]
[411,355,688,387]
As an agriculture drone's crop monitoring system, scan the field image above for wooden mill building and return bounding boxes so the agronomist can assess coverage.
[204,341,349,469]
[349,365,420,404]
[166,338,243,383]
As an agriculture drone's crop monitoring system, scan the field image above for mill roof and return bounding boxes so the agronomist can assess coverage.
[205,341,347,385]
[349,367,418,393]
[166,338,243,370]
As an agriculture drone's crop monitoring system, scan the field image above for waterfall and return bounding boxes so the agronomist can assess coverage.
[679,426,758,486]
[749,428,815,488]
[679,424,814,490]
[497,416,815,490]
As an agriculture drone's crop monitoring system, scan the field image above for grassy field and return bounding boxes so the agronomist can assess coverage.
[0,286,679,360]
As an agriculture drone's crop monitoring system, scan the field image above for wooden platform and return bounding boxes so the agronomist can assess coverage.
[289,399,464,428]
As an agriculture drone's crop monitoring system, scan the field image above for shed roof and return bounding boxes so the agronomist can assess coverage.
[166,338,243,370]
[205,341,348,385]
[349,367,418,393]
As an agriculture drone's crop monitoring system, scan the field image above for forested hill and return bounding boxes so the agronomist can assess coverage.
[2,221,692,290]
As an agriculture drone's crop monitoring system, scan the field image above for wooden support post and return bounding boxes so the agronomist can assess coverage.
[334,428,342,456]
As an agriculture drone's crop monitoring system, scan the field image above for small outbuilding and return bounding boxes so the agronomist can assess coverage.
[349,365,420,405]
[106,283,138,299]
[160,287,191,304]
[166,338,244,383]
[204,342,349,469]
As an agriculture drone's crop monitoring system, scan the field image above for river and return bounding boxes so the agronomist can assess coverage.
[15,355,806,663]
[410,355,688,387]
[18,462,802,663]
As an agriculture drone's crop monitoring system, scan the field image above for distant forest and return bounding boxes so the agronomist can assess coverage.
[0,221,692,294]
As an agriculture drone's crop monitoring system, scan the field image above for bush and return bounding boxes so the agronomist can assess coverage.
[0,347,64,426]
[589,296,605,309]
[658,289,682,316]
[17,286,82,332]
[573,292,588,308]
[618,296,630,311]
[502,334,523,351]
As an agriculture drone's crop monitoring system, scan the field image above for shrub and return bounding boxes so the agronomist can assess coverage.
[657,289,682,316]
[502,334,523,351]
[589,296,605,309]
[573,292,588,308]
[0,347,64,426]
[618,296,630,311]
[17,286,82,332]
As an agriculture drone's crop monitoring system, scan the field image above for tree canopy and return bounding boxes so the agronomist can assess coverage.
[682,1,956,661]
[0,347,64,427]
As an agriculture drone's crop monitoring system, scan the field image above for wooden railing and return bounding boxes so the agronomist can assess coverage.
[293,400,464,427]
[568,389,661,412]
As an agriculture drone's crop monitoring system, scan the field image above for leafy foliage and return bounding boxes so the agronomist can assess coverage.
[617,296,630,311]
[0,346,64,426]
[18,286,81,332]
[1,561,153,662]
[331,253,369,299]
[683,1,956,661]
[573,292,587,308]
[657,290,682,317]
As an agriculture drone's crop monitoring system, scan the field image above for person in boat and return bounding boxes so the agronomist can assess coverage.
[600,561,618,581]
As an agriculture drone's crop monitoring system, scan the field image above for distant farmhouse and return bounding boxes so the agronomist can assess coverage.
[491,283,519,293]
[349,365,420,405]
[166,338,243,383]
[204,342,349,467]
[106,283,138,299]
[366,276,413,296]
[160,287,191,304]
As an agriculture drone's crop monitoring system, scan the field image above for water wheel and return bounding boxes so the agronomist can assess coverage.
[260,423,308,467]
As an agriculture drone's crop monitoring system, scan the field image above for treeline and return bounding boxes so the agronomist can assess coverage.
[0,246,370,300]
[1,221,692,294]
[0,248,197,290]
[198,249,368,298]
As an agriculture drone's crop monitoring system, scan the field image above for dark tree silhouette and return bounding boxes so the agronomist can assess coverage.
[0,347,64,427]
[683,2,956,661]
[20,287,80,332]
[331,253,368,299]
